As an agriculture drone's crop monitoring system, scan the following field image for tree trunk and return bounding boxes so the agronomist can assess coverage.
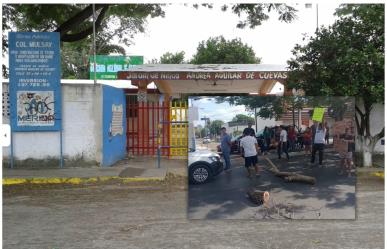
[358,135,377,167]
[284,174,316,185]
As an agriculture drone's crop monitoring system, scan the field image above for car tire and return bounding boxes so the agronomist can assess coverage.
[189,164,213,184]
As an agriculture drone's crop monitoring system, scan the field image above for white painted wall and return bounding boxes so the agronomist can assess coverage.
[370,103,385,153]
[2,81,103,162]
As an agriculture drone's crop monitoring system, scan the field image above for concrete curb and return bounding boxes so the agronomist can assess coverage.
[3,176,164,186]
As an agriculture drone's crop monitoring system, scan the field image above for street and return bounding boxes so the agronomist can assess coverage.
[189,147,356,219]
[2,171,383,249]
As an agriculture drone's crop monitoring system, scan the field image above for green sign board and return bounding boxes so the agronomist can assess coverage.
[89,55,143,80]
[312,107,325,122]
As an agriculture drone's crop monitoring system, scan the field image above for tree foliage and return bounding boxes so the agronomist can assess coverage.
[231,114,255,124]
[2,3,297,77]
[149,51,186,64]
[191,36,261,64]
[225,4,297,29]
[2,4,165,78]
[209,120,224,136]
[287,4,384,166]
[216,96,305,121]
[288,4,384,102]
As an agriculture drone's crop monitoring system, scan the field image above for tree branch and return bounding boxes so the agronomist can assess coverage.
[355,105,364,117]
[355,112,361,134]
[373,127,385,142]
[60,6,108,42]
[55,4,109,36]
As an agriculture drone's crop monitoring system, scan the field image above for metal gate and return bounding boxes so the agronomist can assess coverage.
[126,96,188,158]
[169,100,188,157]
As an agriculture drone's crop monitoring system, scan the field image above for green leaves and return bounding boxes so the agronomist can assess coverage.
[191,36,261,64]
[288,4,384,103]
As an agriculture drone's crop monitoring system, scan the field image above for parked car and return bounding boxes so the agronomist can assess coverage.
[188,149,223,184]
[202,137,211,144]
[216,135,243,154]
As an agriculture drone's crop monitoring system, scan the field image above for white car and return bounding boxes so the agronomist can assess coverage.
[188,149,223,184]
[202,137,211,144]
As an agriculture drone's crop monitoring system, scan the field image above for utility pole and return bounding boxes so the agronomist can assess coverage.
[92,4,97,86]
[316,3,319,30]
[254,108,258,133]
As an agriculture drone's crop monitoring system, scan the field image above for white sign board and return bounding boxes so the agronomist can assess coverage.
[111,104,123,136]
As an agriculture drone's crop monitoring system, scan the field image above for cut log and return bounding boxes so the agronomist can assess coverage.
[247,189,270,207]
[263,156,280,173]
[284,174,316,185]
[263,156,316,185]
[274,171,297,178]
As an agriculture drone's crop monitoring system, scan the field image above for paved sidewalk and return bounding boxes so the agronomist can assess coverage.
[3,157,187,185]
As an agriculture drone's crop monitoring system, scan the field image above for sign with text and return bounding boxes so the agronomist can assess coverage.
[9,32,61,131]
[312,107,325,122]
[111,104,123,136]
[89,55,143,80]
[117,71,288,81]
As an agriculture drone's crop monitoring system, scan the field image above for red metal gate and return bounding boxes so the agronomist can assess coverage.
[126,95,170,156]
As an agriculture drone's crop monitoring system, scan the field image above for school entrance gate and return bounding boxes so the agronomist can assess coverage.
[120,64,289,160]
[126,93,188,158]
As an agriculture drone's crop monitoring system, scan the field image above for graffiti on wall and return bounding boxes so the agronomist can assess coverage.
[17,91,55,126]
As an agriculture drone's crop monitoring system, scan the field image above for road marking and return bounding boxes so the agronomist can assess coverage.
[2,176,164,186]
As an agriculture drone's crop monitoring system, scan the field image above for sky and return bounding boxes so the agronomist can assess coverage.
[191,97,277,131]
[127,3,340,64]
[128,3,340,125]
[191,97,249,126]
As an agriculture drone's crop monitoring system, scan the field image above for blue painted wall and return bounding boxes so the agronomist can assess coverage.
[102,85,126,166]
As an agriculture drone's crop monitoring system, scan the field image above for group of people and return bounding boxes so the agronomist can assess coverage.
[220,122,260,178]
[220,120,334,179]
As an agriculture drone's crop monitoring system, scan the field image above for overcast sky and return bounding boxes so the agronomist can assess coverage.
[127,3,340,64]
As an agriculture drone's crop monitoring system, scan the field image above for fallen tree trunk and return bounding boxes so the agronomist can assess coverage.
[274,171,297,178]
[263,156,280,174]
[247,189,270,207]
[263,156,316,185]
[284,174,316,185]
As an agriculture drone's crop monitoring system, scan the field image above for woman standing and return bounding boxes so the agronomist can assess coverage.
[303,127,312,155]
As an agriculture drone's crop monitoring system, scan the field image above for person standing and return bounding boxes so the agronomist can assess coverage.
[278,126,290,160]
[303,127,312,155]
[243,121,256,137]
[311,122,326,166]
[324,122,330,145]
[240,131,260,178]
[263,126,271,155]
[288,126,297,151]
[220,127,232,172]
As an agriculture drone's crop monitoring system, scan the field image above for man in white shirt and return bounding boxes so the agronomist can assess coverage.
[311,122,326,166]
[278,126,290,160]
[240,131,260,178]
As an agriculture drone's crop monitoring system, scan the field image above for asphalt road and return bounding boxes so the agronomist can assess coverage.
[3,169,383,249]
[189,150,356,219]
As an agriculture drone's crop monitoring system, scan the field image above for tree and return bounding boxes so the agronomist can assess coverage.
[231,114,255,124]
[223,4,297,29]
[209,120,224,137]
[2,4,165,78]
[3,4,298,77]
[217,96,305,122]
[149,51,186,64]
[191,36,261,64]
[287,4,384,167]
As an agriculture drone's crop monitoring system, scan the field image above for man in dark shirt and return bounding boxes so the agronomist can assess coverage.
[243,121,255,137]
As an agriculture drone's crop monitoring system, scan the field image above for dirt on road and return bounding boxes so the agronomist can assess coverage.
[2,173,384,249]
